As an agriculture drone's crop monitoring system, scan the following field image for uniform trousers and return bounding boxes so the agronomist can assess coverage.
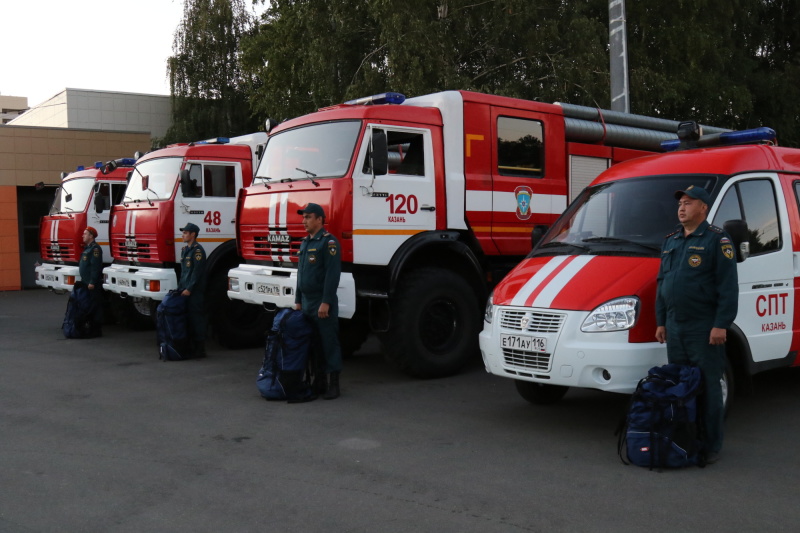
[302,300,342,374]
[665,319,726,454]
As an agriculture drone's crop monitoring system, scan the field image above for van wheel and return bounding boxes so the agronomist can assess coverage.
[722,357,735,418]
[379,268,480,378]
[515,380,569,405]
[209,270,271,348]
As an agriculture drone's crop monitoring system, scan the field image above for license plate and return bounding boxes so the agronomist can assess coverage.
[256,283,281,296]
[44,274,56,282]
[500,334,547,353]
[118,278,130,287]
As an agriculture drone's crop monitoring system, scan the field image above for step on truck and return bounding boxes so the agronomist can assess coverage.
[102,133,269,346]
[35,159,134,296]
[227,91,727,377]
[479,125,795,407]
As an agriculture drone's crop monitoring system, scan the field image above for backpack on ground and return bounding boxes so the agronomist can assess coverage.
[157,290,192,361]
[617,363,705,469]
[257,308,315,402]
[62,281,95,339]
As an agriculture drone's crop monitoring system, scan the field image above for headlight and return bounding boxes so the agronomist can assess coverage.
[228,277,240,292]
[581,296,639,332]
[484,293,494,324]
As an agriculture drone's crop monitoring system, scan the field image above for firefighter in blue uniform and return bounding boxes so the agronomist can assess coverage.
[655,186,739,464]
[179,222,208,358]
[79,226,104,336]
[295,203,342,399]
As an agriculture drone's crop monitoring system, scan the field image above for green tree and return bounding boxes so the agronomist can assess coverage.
[161,0,260,146]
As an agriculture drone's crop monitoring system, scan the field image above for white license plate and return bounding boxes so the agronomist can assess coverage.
[125,238,137,248]
[500,334,547,353]
[44,274,56,282]
[256,283,281,296]
[118,278,130,287]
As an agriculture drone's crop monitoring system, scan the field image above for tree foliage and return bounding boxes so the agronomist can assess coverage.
[160,0,260,146]
[169,0,800,147]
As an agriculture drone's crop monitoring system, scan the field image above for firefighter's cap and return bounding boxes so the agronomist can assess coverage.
[180,222,200,234]
[674,185,711,206]
[297,203,325,218]
[85,226,98,238]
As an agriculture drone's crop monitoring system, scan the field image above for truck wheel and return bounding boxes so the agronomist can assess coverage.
[339,318,370,357]
[380,268,480,378]
[111,294,155,330]
[514,380,569,405]
[208,270,271,349]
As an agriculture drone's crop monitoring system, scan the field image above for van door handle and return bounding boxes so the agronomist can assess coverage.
[421,205,436,211]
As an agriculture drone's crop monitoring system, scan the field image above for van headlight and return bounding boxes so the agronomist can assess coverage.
[484,293,494,324]
[228,277,240,292]
[581,297,639,332]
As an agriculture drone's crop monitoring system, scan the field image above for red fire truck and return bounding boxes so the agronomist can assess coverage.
[102,133,268,346]
[227,91,727,377]
[36,159,134,294]
[479,125,794,408]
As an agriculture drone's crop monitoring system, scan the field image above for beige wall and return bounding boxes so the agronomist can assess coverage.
[0,124,150,290]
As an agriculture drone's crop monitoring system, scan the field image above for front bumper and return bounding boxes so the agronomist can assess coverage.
[35,263,79,293]
[102,264,176,301]
[227,263,356,319]
[479,305,666,394]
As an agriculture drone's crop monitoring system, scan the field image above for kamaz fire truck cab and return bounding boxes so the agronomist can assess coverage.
[36,159,134,293]
[228,91,727,377]
[480,125,797,407]
[102,133,268,344]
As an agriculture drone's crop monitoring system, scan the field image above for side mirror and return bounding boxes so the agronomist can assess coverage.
[370,130,388,176]
[179,169,192,196]
[723,219,749,262]
[531,224,549,249]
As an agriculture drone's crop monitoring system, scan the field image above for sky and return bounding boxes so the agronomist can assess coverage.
[1,1,189,107]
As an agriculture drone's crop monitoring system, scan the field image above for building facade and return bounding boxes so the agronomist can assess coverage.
[1,89,169,291]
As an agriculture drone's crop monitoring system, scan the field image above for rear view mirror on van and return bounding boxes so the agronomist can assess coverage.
[723,219,750,262]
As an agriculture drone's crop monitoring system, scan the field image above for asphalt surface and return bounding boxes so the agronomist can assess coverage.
[2,288,800,532]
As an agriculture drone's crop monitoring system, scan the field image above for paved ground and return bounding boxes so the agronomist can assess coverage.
[2,289,800,532]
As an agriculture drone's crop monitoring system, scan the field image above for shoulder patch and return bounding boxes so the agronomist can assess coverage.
[93,248,101,257]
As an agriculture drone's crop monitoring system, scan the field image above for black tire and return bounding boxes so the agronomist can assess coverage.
[379,268,480,378]
[722,356,735,418]
[339,317,370,357]
[514,380,569,405]
[208,270,271,349]
[111,294,156,330]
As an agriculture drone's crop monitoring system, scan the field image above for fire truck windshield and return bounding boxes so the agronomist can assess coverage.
[532,175,718,258]
[255,120,361,182]
[125,157,183,202]
[50,177,94,214]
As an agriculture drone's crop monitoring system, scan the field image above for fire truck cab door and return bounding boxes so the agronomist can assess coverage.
[352,126,437,265]
[174,161,242,256]
[711,174,794,363]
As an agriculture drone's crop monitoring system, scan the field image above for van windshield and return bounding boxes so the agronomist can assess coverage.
[125,157,183,202]
[50,177,94,214]
[531,175,718,258]
[255,121,361,182]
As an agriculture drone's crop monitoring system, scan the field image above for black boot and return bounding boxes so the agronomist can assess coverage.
[324,372,340,400]
[194,341,207,359]
[312,372,328,395]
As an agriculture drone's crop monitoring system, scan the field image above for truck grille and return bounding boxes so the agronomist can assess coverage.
[499,309,565,333]
[251,235,300,258]
[113,238,155,261]
[42,242,75,261]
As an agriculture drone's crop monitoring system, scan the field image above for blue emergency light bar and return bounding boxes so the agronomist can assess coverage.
[195,137,231,145]
[119,158,137,166]
[76,165,85,171]
[661,127,777,152]
[94,161,103,169]
[344,92,406,106]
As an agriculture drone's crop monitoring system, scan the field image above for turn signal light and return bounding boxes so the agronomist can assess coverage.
[65,275,76,285]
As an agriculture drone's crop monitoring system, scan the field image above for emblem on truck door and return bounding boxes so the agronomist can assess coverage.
[515,186,533,220]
